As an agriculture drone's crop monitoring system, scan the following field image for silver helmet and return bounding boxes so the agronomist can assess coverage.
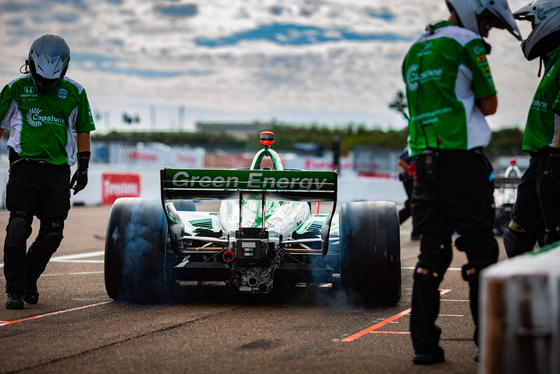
[28,34,70,94]
[515,0,560,60]
[446,0,522,40]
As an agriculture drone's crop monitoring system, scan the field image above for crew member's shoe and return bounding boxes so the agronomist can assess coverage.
[24,291,39,304]
[6,293,24,309]
[412,347,445,365]
[24,281,39,304]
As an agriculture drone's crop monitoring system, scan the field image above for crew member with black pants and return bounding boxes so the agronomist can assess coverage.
[401,0,521,365]
[504,0,560,257]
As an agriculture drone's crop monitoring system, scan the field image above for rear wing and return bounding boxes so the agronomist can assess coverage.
[160,168,338,255]
[160,168,337,202]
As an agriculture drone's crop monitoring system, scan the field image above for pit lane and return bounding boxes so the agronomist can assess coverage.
[0,205,504,373]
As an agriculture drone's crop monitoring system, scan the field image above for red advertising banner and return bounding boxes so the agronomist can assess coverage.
[102,173,141,205]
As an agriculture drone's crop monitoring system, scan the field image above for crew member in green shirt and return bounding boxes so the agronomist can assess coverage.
[505,0,560,257]
[402,0,521,365]
[0,34,95,309]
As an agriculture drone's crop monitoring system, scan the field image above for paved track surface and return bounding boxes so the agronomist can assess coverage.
[0,205,507,374]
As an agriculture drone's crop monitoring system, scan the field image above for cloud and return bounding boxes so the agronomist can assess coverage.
[0,0,544,133]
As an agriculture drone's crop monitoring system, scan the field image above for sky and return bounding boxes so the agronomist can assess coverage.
[0,0,541,134]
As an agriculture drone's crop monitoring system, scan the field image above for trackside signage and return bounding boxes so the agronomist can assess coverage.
[162,169,336,192]
[102,173,141,205]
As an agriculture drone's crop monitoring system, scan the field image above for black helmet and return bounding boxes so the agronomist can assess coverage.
[28,34,70,94]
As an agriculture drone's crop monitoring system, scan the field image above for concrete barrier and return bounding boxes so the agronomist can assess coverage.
[480,244,560,374]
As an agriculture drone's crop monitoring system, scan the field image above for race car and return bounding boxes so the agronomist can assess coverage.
[104,131,401,305]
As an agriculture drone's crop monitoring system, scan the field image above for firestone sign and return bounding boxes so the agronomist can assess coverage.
[102,173,141,205]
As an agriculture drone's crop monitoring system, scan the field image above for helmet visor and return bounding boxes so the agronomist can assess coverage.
[481,2,523,40]
[30,60,59,94]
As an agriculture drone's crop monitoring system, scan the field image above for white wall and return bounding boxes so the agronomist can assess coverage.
[0,163,408,208]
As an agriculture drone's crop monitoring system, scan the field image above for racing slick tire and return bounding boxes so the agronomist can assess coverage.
[339,201,401,306]
[104,198,173,303]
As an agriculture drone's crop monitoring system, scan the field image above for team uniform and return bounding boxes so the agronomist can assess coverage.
[402,21,499,358]
[506,45,560,254]
[0,75,95,297]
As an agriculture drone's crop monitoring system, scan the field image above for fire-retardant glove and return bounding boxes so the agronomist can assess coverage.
[541,148,560,244]
[70,151,90,195]
[544,147,560,180]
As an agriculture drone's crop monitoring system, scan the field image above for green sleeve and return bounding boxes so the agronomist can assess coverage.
[0,84,14,127]
[552,90,560,115]
[464,39,497,99]
[75,88,95,133]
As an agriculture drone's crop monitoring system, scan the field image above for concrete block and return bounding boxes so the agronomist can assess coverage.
[480,245,560,374]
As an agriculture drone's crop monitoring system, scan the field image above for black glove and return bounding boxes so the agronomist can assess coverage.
[544,147,560,180]
[70,151,90,195]
[539,148,560,204]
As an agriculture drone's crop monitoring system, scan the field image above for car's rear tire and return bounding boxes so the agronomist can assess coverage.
[339,201,401,306]
[104,198,172,303]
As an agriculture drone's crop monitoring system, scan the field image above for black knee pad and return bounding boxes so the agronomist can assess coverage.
[5,212,32,249]
[461,259,496,282]
[36,219,64,255]
[413,261,445,282]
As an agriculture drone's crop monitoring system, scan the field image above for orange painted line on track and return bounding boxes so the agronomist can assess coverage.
[0,301,111,327]
[341,289,452,342]
[341,308,412,342]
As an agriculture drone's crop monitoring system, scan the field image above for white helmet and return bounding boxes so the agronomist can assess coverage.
[28,34,70,94]
[446,0,522,40]
[515,0,560,60]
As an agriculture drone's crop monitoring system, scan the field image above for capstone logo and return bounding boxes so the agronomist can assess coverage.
[26,108,65,128]
[532,100,548,111]
[27,108,42,127]
[406,64,420,91]
[406,64,443,92]
[537,6,560,21]
[473,45,486,56]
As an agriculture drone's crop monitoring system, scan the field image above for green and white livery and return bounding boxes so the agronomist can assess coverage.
[402,21,497,156]
[0,75,95,165]
[104,132,402,306]
[522,46,560,153]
